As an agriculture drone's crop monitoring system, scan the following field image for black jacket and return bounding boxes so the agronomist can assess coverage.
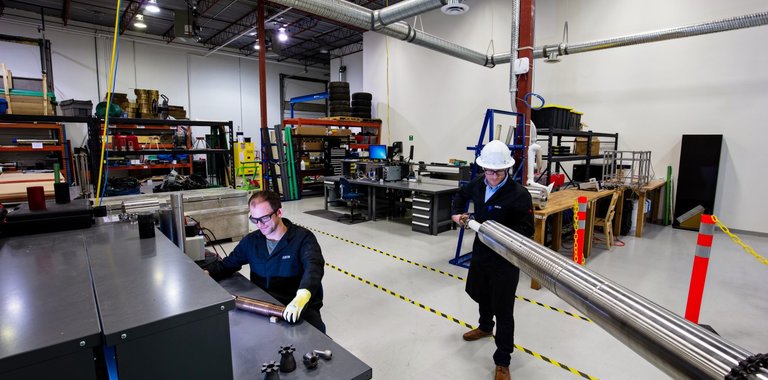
[207,219,324,309]
[452,175,534,265]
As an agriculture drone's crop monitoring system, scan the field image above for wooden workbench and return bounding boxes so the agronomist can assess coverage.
[634,179,667,237]
[0,172,56,202]
[530,188,615,289]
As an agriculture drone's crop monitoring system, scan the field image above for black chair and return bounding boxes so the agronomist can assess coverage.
[338,177,365,223]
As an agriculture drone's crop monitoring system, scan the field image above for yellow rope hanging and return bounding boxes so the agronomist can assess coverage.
[94,0,122,205]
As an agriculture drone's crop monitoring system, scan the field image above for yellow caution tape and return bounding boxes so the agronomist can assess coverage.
[301,224,592,323]
[711,215,768,267]
[325,261,598,380]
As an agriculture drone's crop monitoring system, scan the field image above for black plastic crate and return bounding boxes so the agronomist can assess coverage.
[531,105,572,130]
[60,99,93,117]
[569,110,583,130]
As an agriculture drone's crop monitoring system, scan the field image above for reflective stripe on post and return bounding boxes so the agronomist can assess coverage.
[573,196,587,265]
[684,214,715,324]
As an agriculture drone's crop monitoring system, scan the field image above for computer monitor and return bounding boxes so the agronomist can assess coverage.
[369,144,387,160]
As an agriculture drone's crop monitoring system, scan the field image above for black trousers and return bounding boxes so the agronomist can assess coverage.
[301,307,326,334]
[466,256,520,367]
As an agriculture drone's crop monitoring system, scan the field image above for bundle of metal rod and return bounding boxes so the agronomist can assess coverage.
[467,219,768,380]
[234,295,285,319]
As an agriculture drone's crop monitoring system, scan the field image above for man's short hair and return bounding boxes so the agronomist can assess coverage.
[249,190,282,212]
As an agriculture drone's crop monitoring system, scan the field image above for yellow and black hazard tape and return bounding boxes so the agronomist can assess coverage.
[302,224,592,323]
[303,225,465,281]
[325,261,598,380]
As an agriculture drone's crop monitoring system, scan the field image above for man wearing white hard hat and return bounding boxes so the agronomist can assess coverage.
[451,140,534,380]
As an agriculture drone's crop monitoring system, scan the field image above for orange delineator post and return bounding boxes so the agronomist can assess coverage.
[573,196,587,265]
[685,214,715,324]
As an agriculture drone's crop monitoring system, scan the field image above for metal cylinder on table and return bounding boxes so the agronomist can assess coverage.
[54,182,71,204]
[234,295,285,319]
[170,193,185,253]
[467,219,768,380]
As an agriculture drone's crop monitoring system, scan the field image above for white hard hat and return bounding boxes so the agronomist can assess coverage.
[476,140,515,170]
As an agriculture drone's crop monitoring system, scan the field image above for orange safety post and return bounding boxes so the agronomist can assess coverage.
[573,196,587,265]
[685,214,715,324]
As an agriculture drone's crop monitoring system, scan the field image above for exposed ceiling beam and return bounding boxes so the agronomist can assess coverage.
[62,0,71,26]
[118,0,148,35]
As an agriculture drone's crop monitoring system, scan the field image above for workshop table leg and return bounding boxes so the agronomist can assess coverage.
[552,212,563,252]
[613,189,625,236]
[650,187,662,224]
[531,216,547,290]
[636,191,647,237]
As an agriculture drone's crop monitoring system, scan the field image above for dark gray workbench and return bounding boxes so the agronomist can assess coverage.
[84,222,236,379]
[219,275,373,380]
[324,175,459,234]
[0,231,101,379]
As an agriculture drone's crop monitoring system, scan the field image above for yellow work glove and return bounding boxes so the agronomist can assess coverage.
[283,289,311,323]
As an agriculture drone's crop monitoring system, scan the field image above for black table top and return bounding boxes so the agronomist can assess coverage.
[84,223,235,346]
[0,231,101,372]
[219,275,372,380]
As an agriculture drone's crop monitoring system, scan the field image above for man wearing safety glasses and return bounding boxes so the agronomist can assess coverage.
[451,140,534,380]
[206,190,326,333]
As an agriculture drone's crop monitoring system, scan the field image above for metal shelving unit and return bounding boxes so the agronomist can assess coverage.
[537,129,619,185]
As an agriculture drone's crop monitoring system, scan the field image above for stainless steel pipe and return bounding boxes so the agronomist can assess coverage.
[467,220,768,380]
[234,295,285,319]
[170,193,185,253]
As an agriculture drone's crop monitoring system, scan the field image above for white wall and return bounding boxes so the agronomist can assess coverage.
[331,51,364,93]
[0,13,329,150]
[361,0,768,232]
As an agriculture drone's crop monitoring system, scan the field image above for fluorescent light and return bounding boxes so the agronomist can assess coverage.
[145,0,160,13]
[278,27,288,42]
[134,14,147,29]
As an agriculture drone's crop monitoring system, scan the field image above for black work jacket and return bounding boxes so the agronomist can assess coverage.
[452,175,535,265]
[208,219,324,309]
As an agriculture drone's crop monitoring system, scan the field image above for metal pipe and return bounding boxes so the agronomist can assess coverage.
[234,295,285,319]
[170,193,185,253]
[532,10,768,59]
[374,0,446,29]
[467,220,768,380]
[509,0,520,111]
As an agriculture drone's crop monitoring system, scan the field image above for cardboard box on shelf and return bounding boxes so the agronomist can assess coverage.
[574,136,600,156]
[331,128,352,136]
[294,125,328,135]
[301,141,323,150]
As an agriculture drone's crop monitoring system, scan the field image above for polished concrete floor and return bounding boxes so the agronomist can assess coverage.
[223,196,767,380]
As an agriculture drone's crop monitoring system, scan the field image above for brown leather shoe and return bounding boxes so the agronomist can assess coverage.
[462,328,493,341]
[495,365,510,380]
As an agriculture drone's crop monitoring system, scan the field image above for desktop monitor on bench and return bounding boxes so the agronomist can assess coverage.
[369,144,387,160]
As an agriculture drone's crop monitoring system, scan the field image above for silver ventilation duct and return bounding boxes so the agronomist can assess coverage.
[269,0,496,67]
[269,1,767,69]
[467,220,768,380]
[534,11,768,60]
[374,0,447,28]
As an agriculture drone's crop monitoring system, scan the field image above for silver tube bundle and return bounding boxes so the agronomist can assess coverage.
[467,220,767,380]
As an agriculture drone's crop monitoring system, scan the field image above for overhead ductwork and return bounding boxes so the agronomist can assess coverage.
[269,0,497,67]
[268,1,768,69]
[533,11,768,60]
[374,0,448,28]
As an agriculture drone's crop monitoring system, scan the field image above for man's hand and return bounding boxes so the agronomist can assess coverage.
[283,289,311,323]
[451,213,470,227]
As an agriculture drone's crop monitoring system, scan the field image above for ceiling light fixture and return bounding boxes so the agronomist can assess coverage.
[278,27,288,42]
[134,14,147,29]
[145,0,160,13]
[254,42,260,50]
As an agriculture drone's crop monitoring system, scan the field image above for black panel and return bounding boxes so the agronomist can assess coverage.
[673,135,723,230]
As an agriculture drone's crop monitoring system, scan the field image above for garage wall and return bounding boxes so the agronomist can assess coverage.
[361,0,768,233]
[0,14,329,150]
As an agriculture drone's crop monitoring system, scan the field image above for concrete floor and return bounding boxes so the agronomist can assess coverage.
[221,196,767,380]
